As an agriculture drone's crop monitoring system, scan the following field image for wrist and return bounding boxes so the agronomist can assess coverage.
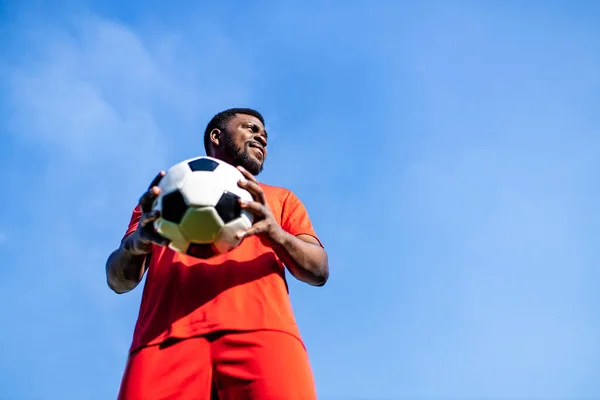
[268,226,290,248]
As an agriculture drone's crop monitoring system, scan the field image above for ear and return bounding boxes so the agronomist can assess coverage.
[209,128,222,147]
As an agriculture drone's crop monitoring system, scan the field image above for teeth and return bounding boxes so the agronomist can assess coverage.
[250,145,263,155]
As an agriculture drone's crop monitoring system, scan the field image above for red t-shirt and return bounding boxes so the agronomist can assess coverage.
[122,183,323,354]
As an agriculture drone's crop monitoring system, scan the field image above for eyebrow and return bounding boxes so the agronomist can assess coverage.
[248,121,268,139]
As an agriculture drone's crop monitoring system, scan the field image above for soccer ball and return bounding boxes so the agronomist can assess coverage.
[151,156,254,259]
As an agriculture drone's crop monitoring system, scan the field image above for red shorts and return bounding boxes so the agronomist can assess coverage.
[117,330,317,400]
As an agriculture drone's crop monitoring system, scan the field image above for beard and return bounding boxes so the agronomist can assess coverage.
[222,133,264,175]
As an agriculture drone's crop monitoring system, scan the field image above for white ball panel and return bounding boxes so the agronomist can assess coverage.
[151,161,191,213]
[241,209,254,226]
[168,239,190,254]
[213,216,253,253]
[216,163,253,203]
[158,161,192,195]
[155,218,190,253]
[179,172,224,207]
[227,184,254,203]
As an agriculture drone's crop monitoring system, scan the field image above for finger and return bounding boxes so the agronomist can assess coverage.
[139,231,169,247]
[139,171,165,212]
[236,220,269,239]
[148,170,166,190]
[239,200,266,217]
[139,186,161,213]
[140,209,161,226]
[146,231,170,246]
[238,179,266,204]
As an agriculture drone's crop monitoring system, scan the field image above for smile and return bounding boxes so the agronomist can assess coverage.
[248,143,265,159]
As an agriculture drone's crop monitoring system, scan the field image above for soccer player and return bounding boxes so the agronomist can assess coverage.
[105,108,329,400]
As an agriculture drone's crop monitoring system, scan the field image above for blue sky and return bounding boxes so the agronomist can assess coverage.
[1,1,599,399]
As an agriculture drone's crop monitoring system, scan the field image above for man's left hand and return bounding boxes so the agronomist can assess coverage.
[236,166,285,244]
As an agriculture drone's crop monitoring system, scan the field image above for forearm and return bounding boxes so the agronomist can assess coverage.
[271,230,329,286]
[105,234,150,294]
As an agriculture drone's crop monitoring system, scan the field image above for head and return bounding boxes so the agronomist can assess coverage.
[203,108,268,175]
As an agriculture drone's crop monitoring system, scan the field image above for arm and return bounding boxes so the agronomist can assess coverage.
[105,171,168,294]
[270,231,329,286]
[105,232,151,294]
[236,166,329,286]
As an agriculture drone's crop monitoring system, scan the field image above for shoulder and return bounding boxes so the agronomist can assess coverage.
[258,182,304,222]
[259,182,295,202]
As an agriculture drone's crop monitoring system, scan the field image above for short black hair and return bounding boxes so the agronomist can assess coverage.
[203,108,265,155]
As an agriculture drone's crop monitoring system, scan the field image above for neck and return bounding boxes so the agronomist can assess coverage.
[209,151,232,165]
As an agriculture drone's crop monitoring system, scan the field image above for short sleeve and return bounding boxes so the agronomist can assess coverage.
[122,205,142,241]
[280,190,324,248]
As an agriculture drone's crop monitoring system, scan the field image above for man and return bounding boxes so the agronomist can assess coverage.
[106,108,329,400]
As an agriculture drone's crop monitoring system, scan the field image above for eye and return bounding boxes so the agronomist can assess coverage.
[247,123,259,133]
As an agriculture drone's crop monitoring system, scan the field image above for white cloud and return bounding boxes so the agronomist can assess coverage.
[4,14,260,274]
[3,13,263,224]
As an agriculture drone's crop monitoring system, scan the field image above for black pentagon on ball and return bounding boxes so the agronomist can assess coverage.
[187,243,217,259]
[188,158,219,172]
[161,190,188,223]
[215,191,242,224]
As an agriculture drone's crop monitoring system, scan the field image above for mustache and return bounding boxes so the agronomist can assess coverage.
[246,140,265,149]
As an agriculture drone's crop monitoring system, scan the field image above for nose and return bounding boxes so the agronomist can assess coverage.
[255,134,267,148]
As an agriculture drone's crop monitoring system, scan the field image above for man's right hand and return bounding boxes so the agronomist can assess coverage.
[124,171,170,255]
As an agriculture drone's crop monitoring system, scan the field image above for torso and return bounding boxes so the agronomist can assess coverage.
[127,184,306,353]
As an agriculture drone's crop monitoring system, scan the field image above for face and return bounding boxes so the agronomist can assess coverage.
[213,114,268,175]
